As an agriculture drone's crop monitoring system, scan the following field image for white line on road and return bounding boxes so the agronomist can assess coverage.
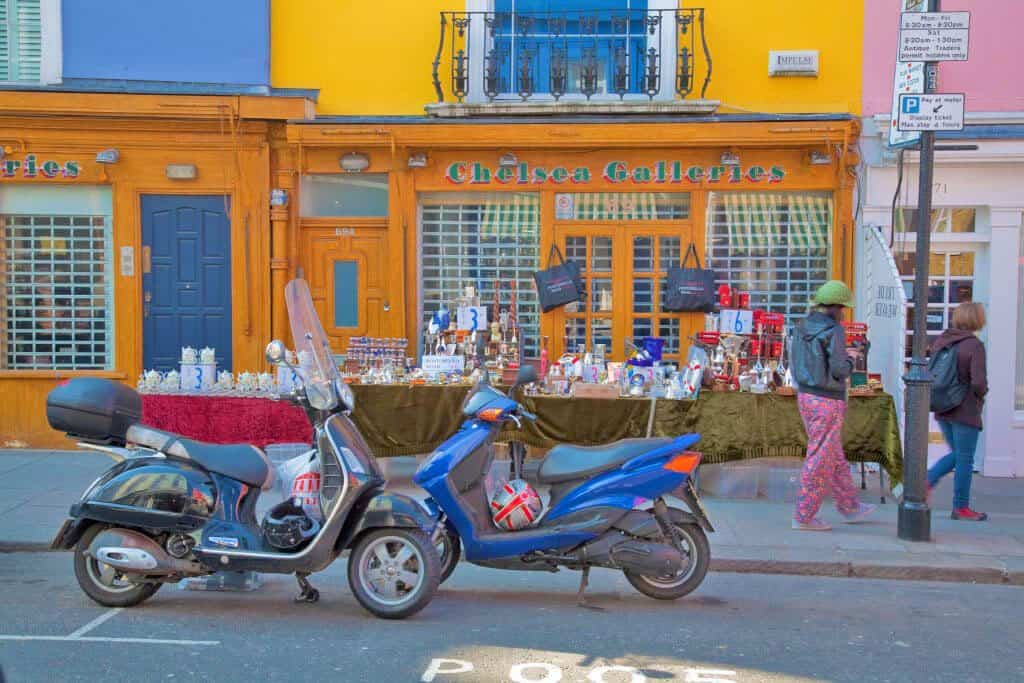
[67,608,122,639]
[0,636,219,646]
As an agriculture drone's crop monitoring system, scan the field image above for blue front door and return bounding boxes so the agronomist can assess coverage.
[141,195,232,372]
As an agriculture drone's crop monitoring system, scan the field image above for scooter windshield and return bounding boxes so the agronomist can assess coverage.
[285,278,341,411]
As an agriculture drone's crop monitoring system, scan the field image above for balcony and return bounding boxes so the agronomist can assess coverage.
[428,7,715,117]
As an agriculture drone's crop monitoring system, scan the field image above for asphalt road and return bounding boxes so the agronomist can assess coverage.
[0,552,1020,683]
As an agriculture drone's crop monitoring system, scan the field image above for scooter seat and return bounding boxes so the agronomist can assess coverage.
[536,438,674,484]
[125,424,275,490]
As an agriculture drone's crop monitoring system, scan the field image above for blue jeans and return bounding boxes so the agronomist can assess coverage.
[927,420,981,509]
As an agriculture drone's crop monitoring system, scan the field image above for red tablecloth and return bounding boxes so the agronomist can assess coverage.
[141,395,312,448]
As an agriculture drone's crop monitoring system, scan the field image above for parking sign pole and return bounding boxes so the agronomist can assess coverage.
[898,0,939,542]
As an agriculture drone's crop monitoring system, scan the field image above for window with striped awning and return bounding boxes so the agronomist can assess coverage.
[557,192,690,221]
[706,192,833,322]
[0,0,42,84]
[420,192,541,357]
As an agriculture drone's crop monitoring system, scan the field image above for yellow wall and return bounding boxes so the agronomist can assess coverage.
[272,1,863,116]
[702,0,863,115]
[271,0,449,116]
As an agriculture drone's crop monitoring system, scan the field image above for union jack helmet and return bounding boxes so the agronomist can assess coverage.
[490,478,543,531]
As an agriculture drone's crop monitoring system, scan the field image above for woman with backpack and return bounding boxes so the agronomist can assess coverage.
[927,301,989,521]
[790,280,876,531]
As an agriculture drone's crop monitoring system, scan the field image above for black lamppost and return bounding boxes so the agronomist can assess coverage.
[898,0,940,542]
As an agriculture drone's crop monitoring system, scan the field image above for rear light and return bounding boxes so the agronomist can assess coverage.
[478,407,505,422]
[663,451,702,473]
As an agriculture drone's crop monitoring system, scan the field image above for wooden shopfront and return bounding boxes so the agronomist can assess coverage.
[0,91,312,448]
[279,116,860,367]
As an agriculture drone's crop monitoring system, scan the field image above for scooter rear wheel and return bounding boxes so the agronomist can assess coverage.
[624,513,709,601]
[347,528,439,619]
[73,525,162,608]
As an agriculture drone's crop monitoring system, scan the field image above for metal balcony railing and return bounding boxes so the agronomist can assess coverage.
[432,8,711,104]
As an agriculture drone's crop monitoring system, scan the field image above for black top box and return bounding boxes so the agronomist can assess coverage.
[46,378,143,446]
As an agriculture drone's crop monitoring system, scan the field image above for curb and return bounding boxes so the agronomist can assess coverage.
[6,542,1022,586]
[711,557,1024,586]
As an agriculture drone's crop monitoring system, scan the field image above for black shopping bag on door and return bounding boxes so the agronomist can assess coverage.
[663,243,717,312]
[533,245,584,313]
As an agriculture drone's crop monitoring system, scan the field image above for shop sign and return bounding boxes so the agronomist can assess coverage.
[422,354,465,378]
[445,161,786,186]
[1,154,80,179]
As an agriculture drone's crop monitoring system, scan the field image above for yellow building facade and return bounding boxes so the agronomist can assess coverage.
[265,1,865,372]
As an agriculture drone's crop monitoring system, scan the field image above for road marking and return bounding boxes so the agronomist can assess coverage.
[67,608,122,639]
[0,608,219,646]
[0,636,219,645]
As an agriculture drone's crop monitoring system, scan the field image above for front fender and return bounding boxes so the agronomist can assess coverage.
[338,492,438,550]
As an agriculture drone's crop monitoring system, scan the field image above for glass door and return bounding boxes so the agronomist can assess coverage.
[552,224,694,363]
[558,228,616,355]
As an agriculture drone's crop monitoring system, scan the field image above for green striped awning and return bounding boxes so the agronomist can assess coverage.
[571,193,661,221]
[788,194,832,250]
[481,194,540,238]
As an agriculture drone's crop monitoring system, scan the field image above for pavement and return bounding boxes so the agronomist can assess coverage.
[1,449,1022,586]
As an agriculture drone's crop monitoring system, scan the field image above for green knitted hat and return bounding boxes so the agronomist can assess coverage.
[812,280,853,307]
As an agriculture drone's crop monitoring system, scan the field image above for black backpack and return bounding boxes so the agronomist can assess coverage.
[928,341,969,413]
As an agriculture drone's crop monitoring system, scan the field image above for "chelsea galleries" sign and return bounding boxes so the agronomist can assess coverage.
[445,160,786,186]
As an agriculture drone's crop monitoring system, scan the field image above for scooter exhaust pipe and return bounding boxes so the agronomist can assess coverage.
[609,540,684,576]
[88,529,202,576]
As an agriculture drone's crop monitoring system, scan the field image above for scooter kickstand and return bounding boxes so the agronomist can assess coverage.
[576,567,604,611]
[294,572,320,604]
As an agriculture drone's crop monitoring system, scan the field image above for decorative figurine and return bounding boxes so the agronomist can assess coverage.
[199,347,216,364]
[181,346,198,364]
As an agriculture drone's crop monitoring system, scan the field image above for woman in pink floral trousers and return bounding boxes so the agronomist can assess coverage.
[790,281,875,531]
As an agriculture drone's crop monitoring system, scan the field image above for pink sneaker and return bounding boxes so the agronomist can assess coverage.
[841,502,876,524]
[792,518,832,531]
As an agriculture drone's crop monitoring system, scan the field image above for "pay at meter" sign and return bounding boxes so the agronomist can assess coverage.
[897,93,965,131]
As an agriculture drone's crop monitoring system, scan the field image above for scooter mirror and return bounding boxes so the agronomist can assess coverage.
[265,340,287,365]
[515,364,538,386]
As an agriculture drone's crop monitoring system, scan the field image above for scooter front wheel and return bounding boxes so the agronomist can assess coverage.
[624,514,710,601]
[73,525,162,608]
[347,528,439,619]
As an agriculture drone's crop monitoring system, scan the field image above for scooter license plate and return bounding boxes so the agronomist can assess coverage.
[685,479,709,521]
[49,519,73,550]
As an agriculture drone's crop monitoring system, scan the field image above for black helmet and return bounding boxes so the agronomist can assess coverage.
[261,499,320,550]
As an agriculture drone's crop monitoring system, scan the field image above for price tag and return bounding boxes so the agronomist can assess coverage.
[719,309,754,335]
[421,354,465,378]
[456,306,488,332]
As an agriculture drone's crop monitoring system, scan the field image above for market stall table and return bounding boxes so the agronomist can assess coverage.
[140,394,312,448]
[346,385,903,484]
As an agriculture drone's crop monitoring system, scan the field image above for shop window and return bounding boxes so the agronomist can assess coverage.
[555,192,689,221]
[420,192,540,357]
[490,0,652,99]
[897,207,976,234]
[333,260,359,328]
[1,214,114,370]
[300,174,389,218]
[895,250,979,363]
[705,192,832,322]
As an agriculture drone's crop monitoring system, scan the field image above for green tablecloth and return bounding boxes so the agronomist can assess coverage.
[349,385,903,483]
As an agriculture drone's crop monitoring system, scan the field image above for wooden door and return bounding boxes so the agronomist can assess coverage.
[299,223,390,353]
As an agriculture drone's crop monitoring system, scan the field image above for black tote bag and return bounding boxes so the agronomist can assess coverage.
[533,245,584,313]
[663,243,717,312]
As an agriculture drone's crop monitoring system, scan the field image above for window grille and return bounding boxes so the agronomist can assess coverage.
[705,192,832,322]
[419,193,540,357]
[2,214,114,370]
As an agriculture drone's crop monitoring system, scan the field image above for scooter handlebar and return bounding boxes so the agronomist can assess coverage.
[517,408,538,422]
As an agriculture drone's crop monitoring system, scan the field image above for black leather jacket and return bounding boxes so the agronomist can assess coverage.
[791,311,853,401]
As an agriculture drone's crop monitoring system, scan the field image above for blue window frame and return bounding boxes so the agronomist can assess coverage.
[492,0,649,97]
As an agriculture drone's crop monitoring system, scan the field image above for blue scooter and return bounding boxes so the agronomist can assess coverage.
[415,365,714,604]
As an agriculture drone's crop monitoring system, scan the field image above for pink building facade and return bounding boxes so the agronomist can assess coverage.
[857,0,1024,479]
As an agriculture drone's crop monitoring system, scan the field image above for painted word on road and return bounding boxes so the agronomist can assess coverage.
[422,658,738,682]
[897,93,965,132]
